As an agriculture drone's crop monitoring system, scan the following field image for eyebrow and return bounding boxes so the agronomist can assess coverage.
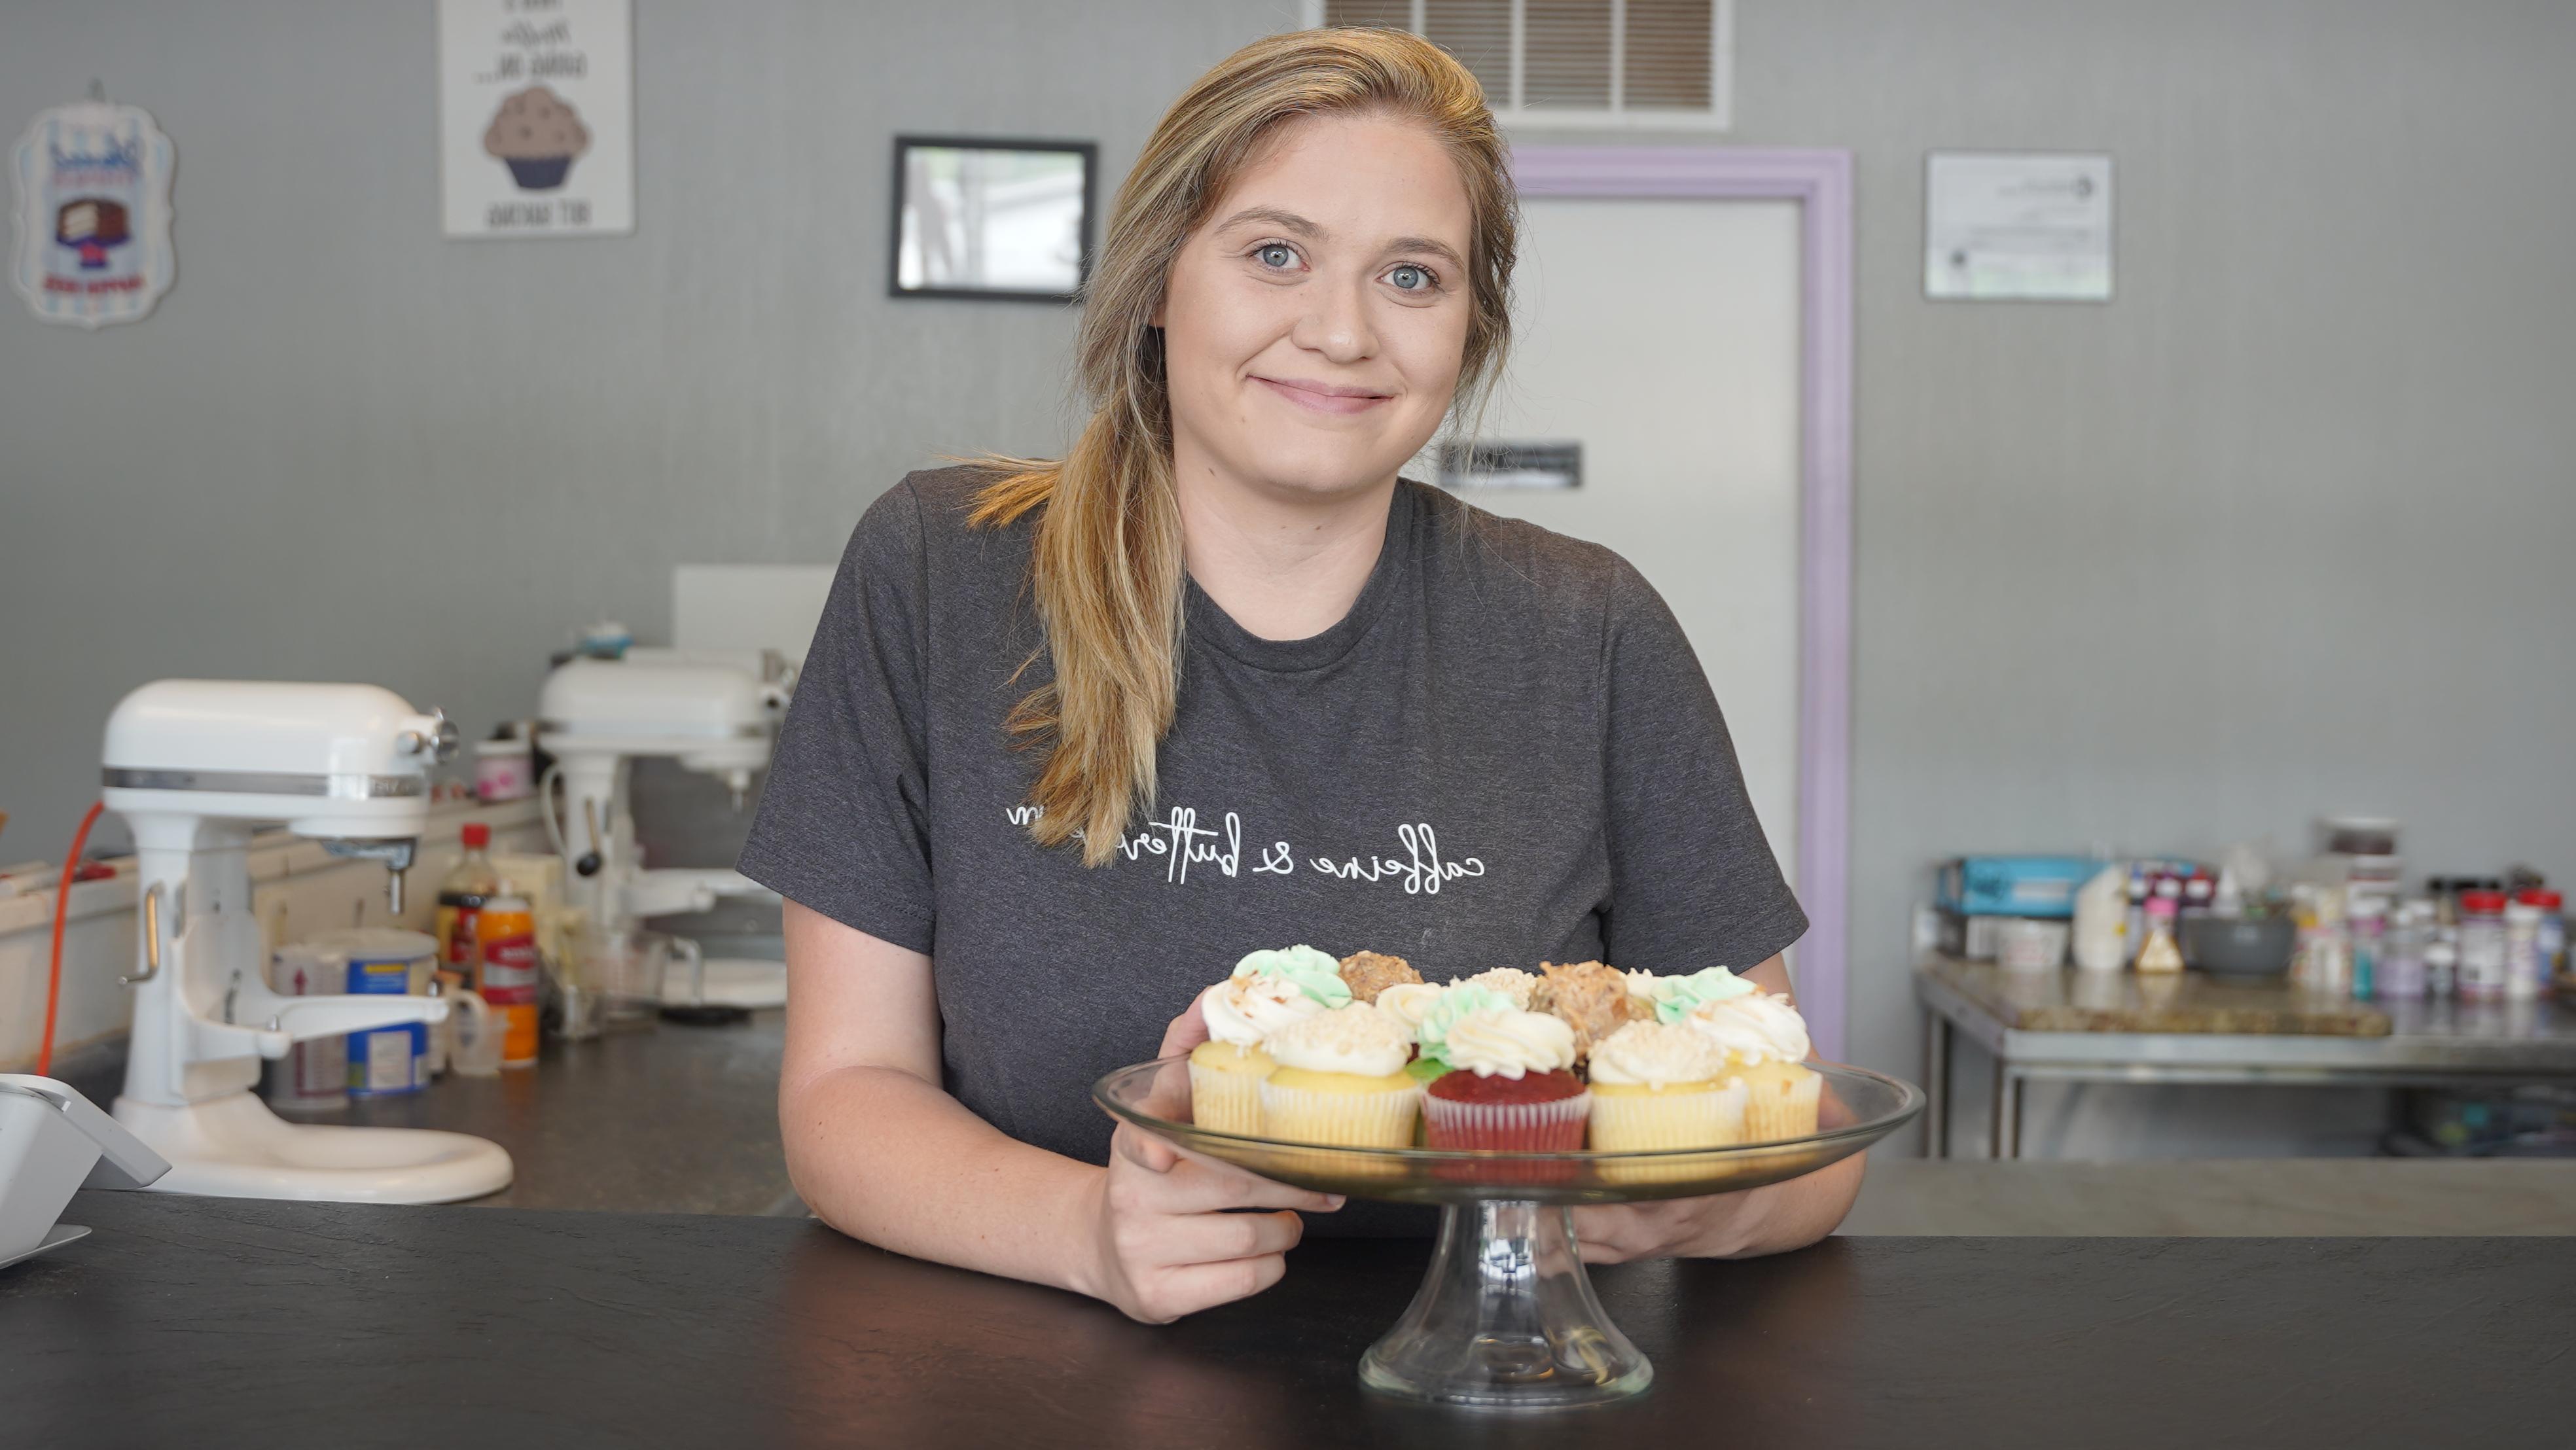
[1211,206,1467,272]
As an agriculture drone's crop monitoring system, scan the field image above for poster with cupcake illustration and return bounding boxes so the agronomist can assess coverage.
[10,99,176,328]
[437,0,632,238]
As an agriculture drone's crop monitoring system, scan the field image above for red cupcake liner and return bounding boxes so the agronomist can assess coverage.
[1423,1091,1590,1184]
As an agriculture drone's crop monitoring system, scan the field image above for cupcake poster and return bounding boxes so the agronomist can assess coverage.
[437,0,633,238]
[9,99,177,328]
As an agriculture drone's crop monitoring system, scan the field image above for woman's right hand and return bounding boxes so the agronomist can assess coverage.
[1079,989,1343,1324]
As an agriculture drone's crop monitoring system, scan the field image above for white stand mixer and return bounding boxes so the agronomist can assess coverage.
[536,650,790,1009]
[101,680,514,1203]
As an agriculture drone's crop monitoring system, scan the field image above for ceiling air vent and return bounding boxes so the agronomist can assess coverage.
[1314,1,1732,130]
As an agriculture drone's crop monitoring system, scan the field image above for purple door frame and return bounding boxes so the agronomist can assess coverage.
[1511,147,1857,1060]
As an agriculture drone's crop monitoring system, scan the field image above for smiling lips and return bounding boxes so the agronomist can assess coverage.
[1253,375,1392,416]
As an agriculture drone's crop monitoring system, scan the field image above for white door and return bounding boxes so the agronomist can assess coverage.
[1467,197,1804,881]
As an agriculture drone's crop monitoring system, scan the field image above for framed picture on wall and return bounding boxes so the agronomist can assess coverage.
[890,135,1096,302]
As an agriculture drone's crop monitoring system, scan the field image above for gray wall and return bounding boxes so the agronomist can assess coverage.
[1720,0,2576,1153]
[0,0,1290,856]
[9,1,2575,1154]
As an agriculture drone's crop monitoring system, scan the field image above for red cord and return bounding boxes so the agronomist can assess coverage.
[39,800,107,1078]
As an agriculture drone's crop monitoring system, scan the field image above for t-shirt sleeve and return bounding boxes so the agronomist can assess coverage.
[736,481,938,953]
[1596,561,1808,976]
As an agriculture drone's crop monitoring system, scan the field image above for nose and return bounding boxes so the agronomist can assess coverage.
[1289,275,1378,365]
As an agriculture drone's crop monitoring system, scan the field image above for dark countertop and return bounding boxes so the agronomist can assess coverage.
[53,1012,796,1216]
[11,1192,2573,1449]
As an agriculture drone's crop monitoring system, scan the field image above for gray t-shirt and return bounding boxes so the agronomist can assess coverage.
[740,467,1805,1233]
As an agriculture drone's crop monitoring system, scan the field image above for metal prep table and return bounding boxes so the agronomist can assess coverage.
[1916,956,2576,1157]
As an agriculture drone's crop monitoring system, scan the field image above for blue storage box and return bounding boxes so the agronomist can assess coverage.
[1937,856,2101,920]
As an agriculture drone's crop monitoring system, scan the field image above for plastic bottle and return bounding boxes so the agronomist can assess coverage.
[2382,900,2431,1000]
[435,823,502,984]
[475,893,543,1069]
[2458,890,2509,1002]
[2516,889,2564,987]
[2136,896,2185,974]
[2504,902,2545,1001]
[2350,902,2385,1000]
[2073,865,2128,972]
[2425,940,2458,1000]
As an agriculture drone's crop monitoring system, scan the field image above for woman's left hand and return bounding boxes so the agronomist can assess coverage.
[1570,1192,1769,1263]
[1569,1152,1866,1264]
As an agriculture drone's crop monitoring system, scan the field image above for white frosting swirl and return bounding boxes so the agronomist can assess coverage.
[1459,967,1539,1009]
[1441,1007,1577,1079]
[1201,973,1327,1048]
[1586,1020,1729,1088]
[1266,1003,1412,1078]
[1372,981,1447,1033]
[1681,991,1812,1065]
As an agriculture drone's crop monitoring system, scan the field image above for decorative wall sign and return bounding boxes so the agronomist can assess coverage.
[1924,151,2113,302]
[891,136,1096,302]
[437,0,634,239]
[10,99,175,328]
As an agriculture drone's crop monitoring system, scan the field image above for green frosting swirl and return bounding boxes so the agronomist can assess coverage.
[1650,966,1755,1025]
[1415,983,1512,1056]
[1230,945,1352,1008]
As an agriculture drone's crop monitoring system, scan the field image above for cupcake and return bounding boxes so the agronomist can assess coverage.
[1187,946,1350,1134]
[1421,1004,1587,1161]
[1584,1020,1749,1179]
[1682,991,1821,1142]
[1337,949,1422,1004]
[1458,966,1539,1009]
[1530,959,1637,1060]
[483,85,592,191]
[1259,1002,1420,1150]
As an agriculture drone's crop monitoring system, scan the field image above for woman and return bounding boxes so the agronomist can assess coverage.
[741,28,1861,1326]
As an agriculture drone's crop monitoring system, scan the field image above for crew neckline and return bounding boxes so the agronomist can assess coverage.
[1183,479,1421,674]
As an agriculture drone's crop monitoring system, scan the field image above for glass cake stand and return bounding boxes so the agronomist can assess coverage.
[1094,1057,1922,1411]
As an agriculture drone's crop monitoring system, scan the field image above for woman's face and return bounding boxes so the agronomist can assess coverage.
[1156,111,1475,503]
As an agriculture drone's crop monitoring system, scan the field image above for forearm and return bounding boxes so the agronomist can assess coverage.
[781,1063,1104,1296]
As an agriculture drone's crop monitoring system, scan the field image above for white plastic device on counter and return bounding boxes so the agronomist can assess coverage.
[99,679,514,1203]
[0,1074,170,1269]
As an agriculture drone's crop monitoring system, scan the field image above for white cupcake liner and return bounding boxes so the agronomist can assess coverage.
[1187,1057,1267,1136]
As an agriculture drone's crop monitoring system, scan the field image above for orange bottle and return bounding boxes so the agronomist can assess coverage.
[475,894,542,1068]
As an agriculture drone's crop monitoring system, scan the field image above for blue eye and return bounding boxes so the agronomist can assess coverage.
[1387,264,1433,291]
[1255,243,1296,268]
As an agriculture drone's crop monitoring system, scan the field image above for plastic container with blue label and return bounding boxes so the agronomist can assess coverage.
[284,928,440,1098]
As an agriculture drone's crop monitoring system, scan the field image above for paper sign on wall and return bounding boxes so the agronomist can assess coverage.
[1925,152,2113,302]
[10,100,175,327]
[437,0,633,239]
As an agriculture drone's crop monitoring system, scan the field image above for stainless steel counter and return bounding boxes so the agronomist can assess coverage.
[1917,958,2576,1157]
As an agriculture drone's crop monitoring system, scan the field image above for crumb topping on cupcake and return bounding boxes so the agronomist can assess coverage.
[1267,1003,1412,1078]
[1531,960,1636,1059]
[1459,966,1539,1009]
[1202,972,1328,1048]
[1588,1019,1730,1088]
[1337,949,1422,1004]
[1231,945,1351,1007]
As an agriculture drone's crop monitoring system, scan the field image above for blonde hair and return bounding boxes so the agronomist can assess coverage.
[970,27,1518,864]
